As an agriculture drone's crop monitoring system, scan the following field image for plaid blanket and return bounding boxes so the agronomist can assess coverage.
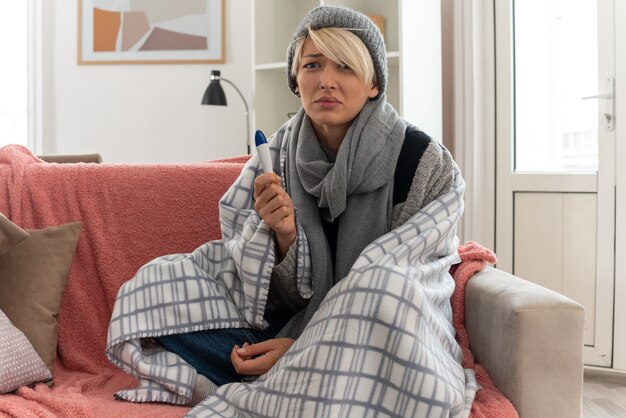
[106,137,476,417]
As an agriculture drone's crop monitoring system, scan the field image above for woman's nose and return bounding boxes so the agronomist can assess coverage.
[319,65,338,89]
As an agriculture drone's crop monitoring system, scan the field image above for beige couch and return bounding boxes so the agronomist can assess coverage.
[466,267,585,417]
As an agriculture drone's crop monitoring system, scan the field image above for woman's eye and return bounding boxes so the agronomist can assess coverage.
[303,62,320,69]
[338,63,351,70]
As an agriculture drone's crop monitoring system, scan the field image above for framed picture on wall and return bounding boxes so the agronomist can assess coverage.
[78,0,225,64]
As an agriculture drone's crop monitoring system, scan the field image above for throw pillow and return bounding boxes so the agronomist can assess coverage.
[0,308,52,393]
[0,222,82,373]
[0,212,30,255]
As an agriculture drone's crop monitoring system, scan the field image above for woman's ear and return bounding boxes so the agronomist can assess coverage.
[295,86,301,97]
[368,84,380,99]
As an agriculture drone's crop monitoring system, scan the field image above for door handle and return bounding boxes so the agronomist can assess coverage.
[581,77,615,131]
[581,93,612,100]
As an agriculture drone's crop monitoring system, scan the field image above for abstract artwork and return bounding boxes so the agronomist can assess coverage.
[78,0,224,64]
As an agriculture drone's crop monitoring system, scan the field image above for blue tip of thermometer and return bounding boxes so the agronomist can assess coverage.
[255,130,273,174]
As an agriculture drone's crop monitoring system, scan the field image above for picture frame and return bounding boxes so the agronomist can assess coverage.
[78,0,225,65]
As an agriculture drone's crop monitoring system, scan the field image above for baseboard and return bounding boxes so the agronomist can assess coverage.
[584,365,626,383]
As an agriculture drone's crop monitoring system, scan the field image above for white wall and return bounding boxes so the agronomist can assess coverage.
[400,0,442,144]
[41,0,253,163]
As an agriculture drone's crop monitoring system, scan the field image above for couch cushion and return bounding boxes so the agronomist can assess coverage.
[0,222,81,374]
[0,308,51,393]
[0,212,30,255]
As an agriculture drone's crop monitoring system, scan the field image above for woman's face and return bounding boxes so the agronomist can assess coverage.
[295,38,379,140]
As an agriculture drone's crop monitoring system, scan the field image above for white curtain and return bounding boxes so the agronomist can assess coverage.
[444,0,496,249]
[27,0,44,154]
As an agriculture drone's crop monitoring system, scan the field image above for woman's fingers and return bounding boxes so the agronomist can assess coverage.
[253,173,281,200]
[236,340,274,356]
[231,352,274,375]
[259,193,292,221]
[230,339,295,376]
[253,182,295,234]
[230,345,245,370]
[230,343,272,375]
[256,184,288,208]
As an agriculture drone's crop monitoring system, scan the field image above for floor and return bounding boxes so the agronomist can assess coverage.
[583,370,626,417]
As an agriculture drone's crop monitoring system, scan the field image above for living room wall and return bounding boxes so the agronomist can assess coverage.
[41,1,253,163]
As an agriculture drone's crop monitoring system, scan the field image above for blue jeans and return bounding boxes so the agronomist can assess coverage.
[155,317,286,386]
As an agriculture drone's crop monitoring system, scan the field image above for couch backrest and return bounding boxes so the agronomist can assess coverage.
[0,145,247,373]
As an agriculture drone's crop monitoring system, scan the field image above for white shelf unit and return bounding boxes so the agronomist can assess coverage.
[252,0,404,137]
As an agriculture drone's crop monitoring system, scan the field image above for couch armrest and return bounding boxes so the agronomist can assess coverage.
[465,266,585,418]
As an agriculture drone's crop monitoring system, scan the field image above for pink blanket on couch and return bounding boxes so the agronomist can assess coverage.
[0,145,516,417]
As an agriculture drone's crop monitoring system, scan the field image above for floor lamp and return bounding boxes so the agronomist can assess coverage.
[201,70,251,154]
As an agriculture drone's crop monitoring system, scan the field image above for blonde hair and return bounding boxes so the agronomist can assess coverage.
[290,27,376,88]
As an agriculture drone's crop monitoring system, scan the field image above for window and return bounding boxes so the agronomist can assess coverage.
[514,0,598,172]
[0,3,28,147]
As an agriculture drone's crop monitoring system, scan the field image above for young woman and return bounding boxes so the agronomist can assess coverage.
[107,6,474,417]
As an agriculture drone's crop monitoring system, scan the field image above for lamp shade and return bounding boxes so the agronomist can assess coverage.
[201,69,251,154]
[201,70,227,106]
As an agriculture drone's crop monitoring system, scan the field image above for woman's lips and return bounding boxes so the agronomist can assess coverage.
[315,97,341,108]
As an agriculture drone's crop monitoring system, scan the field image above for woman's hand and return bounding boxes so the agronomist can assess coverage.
[253,173,296,259]
[230,338,295,376]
